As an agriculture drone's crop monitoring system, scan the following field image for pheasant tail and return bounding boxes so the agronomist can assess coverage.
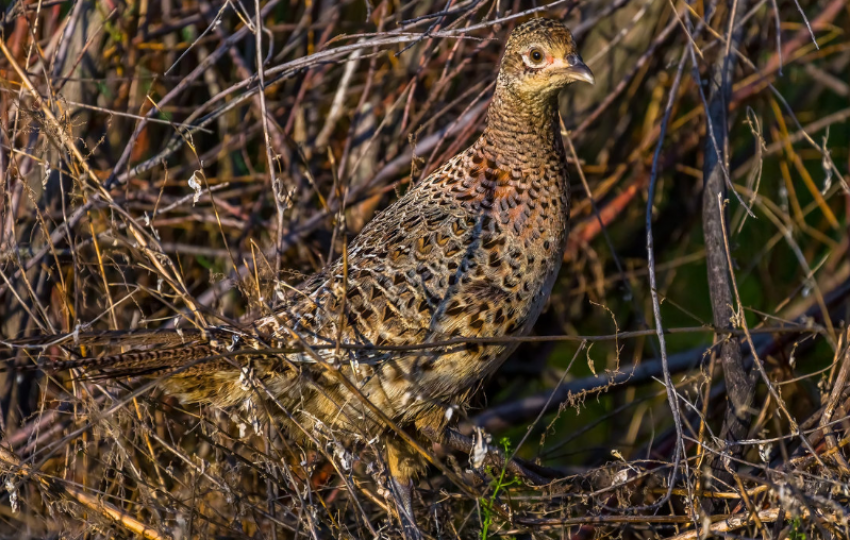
[61,345,218,379]
[1,329,217,379]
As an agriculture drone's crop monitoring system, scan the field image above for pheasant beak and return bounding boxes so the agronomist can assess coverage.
[559,54,595,85]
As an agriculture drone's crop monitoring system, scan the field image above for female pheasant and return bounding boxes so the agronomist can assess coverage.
[6,17,593,536]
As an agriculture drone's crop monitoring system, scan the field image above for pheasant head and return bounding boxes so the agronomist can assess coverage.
[480,19,593,167]
[498,18,594,102]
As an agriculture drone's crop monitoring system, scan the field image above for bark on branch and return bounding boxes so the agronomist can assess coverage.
[701,0,756,470]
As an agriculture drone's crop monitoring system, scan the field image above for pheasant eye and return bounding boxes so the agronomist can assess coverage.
[523,47,547,68]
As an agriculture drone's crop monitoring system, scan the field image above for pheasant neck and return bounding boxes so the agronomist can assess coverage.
[479,87,562,169]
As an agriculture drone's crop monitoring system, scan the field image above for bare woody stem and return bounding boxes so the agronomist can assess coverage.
[700,0,756,471]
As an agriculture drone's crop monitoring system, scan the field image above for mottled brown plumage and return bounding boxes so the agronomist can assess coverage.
[162,18,592,434]
[6,17,593,535]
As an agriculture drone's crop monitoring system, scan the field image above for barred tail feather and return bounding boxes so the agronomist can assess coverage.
[2,345,217,378]
[49,345,216,375]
